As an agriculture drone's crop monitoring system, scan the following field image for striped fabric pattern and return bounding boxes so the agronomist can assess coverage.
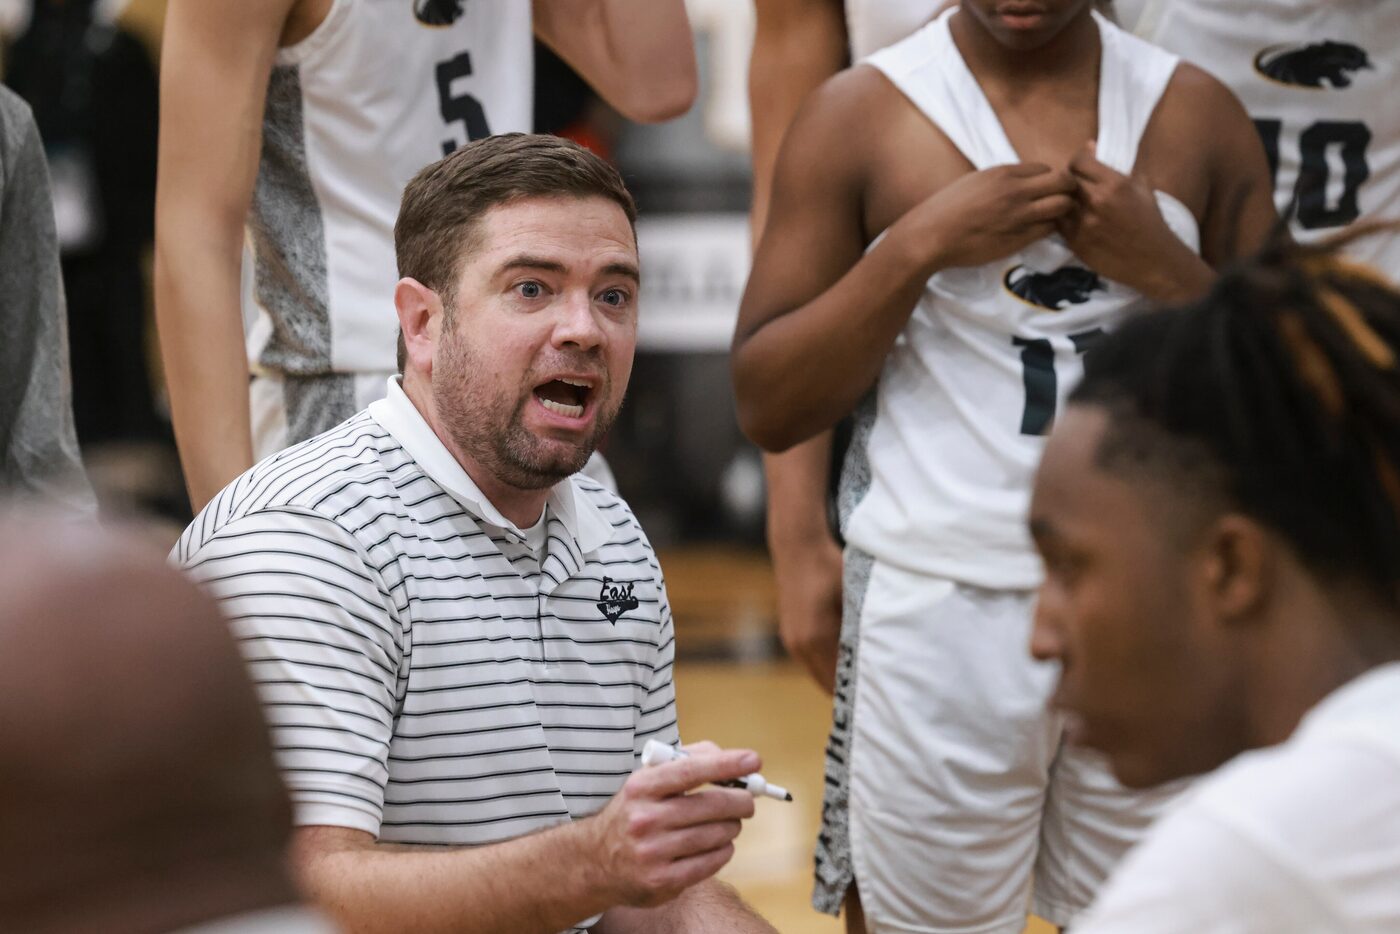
[174,411,679,867]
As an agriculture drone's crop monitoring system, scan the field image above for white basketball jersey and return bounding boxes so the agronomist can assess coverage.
[246,0,532,378]
[1137,0,1400,273]
[842,10,1199,589]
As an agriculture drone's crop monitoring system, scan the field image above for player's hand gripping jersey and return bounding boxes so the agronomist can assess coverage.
[840,10,1200,589]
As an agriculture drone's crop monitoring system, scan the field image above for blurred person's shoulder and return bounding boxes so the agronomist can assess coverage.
[1092,663,1400,929]
[0,85,37,173]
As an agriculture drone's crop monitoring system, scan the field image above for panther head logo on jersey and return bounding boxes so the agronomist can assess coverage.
[414,0,465,26]
[1254,41,1372,90]
[1004,265,1106,311]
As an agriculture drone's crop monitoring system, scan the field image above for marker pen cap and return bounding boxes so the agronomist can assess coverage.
[641,739,681,768]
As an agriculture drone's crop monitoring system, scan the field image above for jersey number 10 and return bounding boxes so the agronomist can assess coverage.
[1253,119,1372,230]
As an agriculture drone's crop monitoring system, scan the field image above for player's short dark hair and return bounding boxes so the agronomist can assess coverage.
[1071,228,1400,609]
[393,133,637,371]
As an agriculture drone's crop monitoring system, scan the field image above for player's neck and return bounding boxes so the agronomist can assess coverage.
[1243,583,1400,750]
[950,9,1100,84]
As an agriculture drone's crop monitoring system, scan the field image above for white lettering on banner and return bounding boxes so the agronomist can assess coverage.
[636,213,751,353]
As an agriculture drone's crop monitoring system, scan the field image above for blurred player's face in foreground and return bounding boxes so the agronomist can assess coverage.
[958,0,1095,50]
[1028,405,1247,789]
[432,195,638,490]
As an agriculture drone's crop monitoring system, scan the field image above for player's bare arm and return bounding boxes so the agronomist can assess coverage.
[733,68,1076,452]
[746,0,848,695]
[533,0,698,124]
[1127,63,1280,278]
[749,0,847,238]
[1175,63,1279,266]
[154,0,328,512]
[292,747,767,933]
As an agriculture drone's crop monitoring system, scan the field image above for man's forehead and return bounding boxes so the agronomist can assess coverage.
[475,196,637,261]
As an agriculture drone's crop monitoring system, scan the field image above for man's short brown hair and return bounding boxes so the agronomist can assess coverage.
[394,133,638,371]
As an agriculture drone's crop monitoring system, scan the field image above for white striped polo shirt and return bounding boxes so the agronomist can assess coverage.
[175,379,680,861]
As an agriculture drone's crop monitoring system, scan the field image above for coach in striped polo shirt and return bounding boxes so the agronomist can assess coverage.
[175,134,777,934]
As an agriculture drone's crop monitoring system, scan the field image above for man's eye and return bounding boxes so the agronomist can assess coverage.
[600,288,627,307]
[518,281,543,299]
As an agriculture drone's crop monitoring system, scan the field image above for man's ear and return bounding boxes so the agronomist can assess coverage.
[1202,514,1274,625]
[395,278,443,377]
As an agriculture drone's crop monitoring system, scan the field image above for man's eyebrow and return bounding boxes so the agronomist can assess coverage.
[496,256,568,276]
[493,256,640,283]
[601,262,640,283]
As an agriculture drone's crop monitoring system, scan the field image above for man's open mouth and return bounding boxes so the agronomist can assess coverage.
[533,377,594,419]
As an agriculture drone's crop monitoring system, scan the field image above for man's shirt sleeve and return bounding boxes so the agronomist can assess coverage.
[180,507,403,835]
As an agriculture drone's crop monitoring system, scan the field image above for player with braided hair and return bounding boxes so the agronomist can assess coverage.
[1029,230,1400,931]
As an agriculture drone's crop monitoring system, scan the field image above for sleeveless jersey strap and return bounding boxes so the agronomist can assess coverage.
[1094,10,1181,175]
[865,8,1019,171]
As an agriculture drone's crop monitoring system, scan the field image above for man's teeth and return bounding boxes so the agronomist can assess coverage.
[559,378,591,388]
[540,398,584,418]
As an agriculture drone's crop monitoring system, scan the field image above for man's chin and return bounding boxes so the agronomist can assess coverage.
[499,443,595,490]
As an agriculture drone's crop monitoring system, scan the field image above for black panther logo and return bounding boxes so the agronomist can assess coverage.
[1003,265,1106,311]
[597,578,639,625]
[1254,41,1372,89]
[414,0,465,26]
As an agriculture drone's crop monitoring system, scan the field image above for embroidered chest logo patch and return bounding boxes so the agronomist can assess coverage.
[1254,41,1372,90]
[1004,265,1106,311]
[597,578,640,625]
[414,0,465,27]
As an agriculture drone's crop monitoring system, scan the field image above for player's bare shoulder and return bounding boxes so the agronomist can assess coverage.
[1146,62,1264,180]
[797,64,971,238]
[784,66,916,177]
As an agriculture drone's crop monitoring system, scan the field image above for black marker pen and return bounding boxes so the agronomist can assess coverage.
[640,740,794,802]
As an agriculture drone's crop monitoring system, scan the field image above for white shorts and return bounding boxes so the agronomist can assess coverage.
[816,552,1186,934]
[249,370,619,491]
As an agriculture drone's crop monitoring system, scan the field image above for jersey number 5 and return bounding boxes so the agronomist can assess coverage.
[436,52,491,156]
[1254,119,1372,230]
[1014,329,1105,436]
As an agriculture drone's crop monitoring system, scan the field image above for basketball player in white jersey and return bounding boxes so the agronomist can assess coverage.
[156,0,697,511]
[734,1,1277,931]
[1131,0,1400,275]
[748,0,1126,703]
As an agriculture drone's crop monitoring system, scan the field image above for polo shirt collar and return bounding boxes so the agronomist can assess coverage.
[368,377,615,554]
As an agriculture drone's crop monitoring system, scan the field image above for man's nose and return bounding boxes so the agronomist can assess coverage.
[552,291,605,351]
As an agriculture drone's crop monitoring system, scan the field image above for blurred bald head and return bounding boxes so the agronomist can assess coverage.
[0,510,299,933]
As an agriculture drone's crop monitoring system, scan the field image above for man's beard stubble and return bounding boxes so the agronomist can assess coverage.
[432,330,620,491]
